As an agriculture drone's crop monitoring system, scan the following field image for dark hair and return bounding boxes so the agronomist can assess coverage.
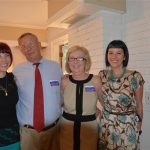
[105,40,129,67]
[0,42,13,66]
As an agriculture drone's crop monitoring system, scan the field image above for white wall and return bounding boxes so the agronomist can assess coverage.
[68,13,104,74]
[50,34,68,63]
[124,0,150,149]
[68,10,124,74]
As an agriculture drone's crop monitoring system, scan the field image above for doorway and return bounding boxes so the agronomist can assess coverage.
[59,43,68,73]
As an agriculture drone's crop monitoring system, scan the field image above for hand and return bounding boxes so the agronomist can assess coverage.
[96,108,102,123]
[63,74,69,79]
[96,101,103,111]
[96,108,101,118]
[137,121,142,132]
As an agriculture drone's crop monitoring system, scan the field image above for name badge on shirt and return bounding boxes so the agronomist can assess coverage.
[84,86,96,92]
[50,80,59,86]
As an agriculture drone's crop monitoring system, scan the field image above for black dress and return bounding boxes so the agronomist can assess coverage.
[0,72,20,147]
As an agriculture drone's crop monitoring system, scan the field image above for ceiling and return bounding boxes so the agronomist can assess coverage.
[0,0,73,29]
[0,0,126,29]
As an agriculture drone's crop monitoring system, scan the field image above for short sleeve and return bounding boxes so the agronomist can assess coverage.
[131,71,145,91]
[98,70,103,80]
[98,70,107,82]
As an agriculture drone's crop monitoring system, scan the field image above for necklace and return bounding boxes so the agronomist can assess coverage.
[108,67,126,82]
[0,74,8,96]
[108,68,126,90]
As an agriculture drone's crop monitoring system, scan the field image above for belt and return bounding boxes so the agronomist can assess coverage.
[63,111,96,122]
[104,108,134,115]
[24,118,59,131]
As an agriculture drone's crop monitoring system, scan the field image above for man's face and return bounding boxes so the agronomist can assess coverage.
[19,35,42,63]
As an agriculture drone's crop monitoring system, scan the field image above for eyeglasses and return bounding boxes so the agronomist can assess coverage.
[68,57,86,62]
[20,42,36,50]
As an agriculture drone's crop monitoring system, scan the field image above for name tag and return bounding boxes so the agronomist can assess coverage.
[84,86,96,92]
[50,80,59,86]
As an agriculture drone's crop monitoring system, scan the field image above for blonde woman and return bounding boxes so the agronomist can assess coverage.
[60,45,102,150]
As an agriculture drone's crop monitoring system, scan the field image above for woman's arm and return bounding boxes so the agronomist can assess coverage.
[92,75,103,117]
[60,75,69,107]
[136,85,144,131]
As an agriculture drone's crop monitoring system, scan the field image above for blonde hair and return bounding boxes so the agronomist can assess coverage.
[18,32,39,45]
[65,45,91,73]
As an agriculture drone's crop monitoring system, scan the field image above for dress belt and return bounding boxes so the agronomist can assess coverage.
[24,118,59,131]
[104,108,135,115]
[63,111,96,122]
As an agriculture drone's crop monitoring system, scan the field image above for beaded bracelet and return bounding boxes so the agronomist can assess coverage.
[136,114,143,122]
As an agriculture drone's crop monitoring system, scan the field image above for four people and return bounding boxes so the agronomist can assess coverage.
[0,34,145,150]
[60,45,102,150]
[0,42,20,150]
[98,40,144,149]
[13,33,62,150]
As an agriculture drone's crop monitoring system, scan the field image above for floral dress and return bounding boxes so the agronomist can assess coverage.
[98,70,144,150]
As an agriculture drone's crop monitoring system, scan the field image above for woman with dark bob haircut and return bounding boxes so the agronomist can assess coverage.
[0,42,20,150]
[105,40,129,67]
[98,40,144,149]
